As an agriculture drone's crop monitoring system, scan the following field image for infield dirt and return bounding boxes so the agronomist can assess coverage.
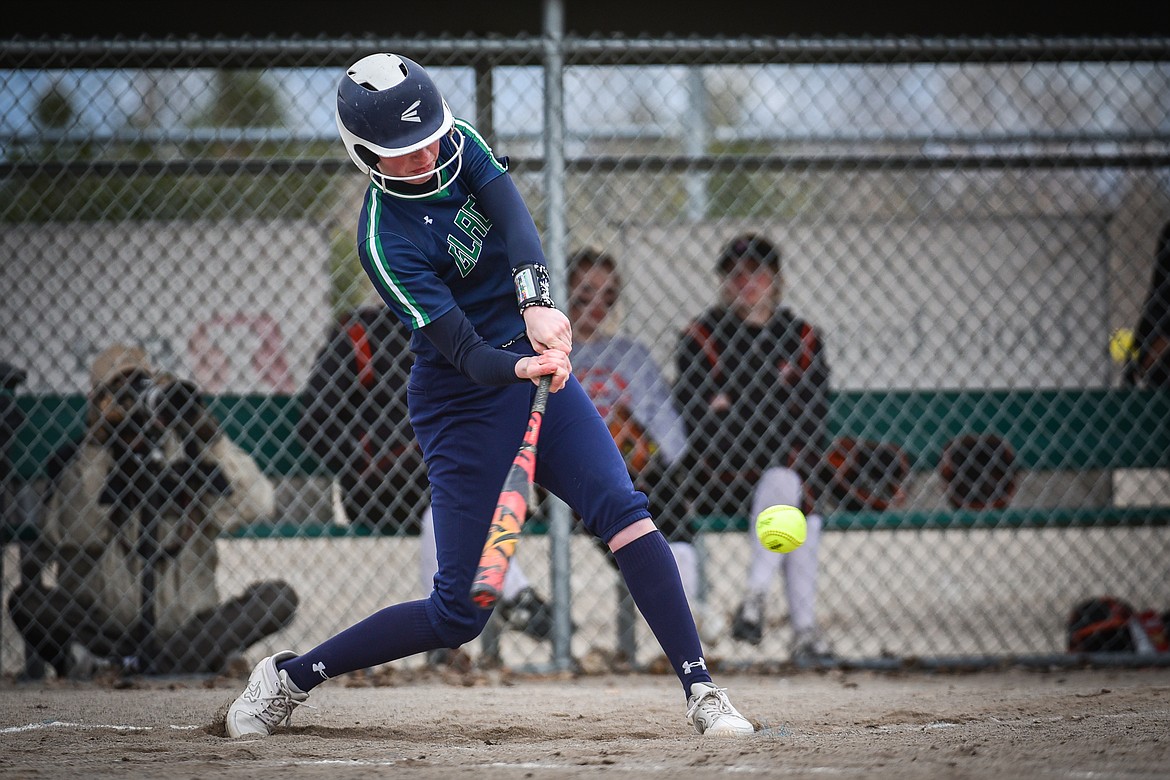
[2,666,1168,778]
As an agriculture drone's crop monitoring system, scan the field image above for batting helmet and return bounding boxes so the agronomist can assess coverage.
[336,53,465,198]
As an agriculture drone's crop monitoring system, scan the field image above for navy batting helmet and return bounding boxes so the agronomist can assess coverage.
[336,53,465,198]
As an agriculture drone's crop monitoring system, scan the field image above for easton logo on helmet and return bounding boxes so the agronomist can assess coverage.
[401,100,421,123]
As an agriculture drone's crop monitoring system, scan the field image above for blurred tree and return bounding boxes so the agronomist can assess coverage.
[200,71,286,129]
[28,81,91,166]
[34,82,75,130]
[329,226,372,317]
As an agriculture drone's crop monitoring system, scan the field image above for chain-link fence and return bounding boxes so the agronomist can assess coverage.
[2,35,1169,679]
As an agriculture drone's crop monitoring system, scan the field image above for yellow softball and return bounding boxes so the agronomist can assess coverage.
[1109,328,1136,364]
[755,504,807,554]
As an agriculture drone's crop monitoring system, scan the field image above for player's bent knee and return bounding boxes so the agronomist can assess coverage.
[426,592,492,647]
[431,612,490,647]
[607,517,658,552]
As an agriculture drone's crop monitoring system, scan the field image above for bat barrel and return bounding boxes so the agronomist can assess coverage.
[471,549,508,609]
[470,581,503,610]
[468,374,553,611]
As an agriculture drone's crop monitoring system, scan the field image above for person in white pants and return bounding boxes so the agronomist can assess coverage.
[674,234,835,664]
[732,467,832,663]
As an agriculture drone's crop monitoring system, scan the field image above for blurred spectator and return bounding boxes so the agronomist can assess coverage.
[1128,219,1170,389]
[0,361,42,679]
[1,361,27,521]
[298,302,429,533]
[674,234,835,664]
[568,247,725,643]
[7,345,296,677]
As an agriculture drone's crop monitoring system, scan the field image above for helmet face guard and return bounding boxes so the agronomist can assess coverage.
[336,53,465,198]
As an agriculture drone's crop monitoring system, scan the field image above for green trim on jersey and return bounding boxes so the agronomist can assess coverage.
[456,118,508,174]
[405,120,502,203]
[363,188,430,329]
[409,161,456,203]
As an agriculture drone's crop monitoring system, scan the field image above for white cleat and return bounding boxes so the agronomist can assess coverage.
[226,651,308,738]
[686,682,756,737]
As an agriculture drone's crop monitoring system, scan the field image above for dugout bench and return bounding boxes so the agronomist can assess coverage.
[699,387,1170,534]
[5,388,1169,671]
[9,388,1169,534]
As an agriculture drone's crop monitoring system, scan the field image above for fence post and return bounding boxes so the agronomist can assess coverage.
[541,0,575,673]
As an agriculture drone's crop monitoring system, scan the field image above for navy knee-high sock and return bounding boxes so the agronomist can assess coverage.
[277,599,443,693]
[612,531,713,698]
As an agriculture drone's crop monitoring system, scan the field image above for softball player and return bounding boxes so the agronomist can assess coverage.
[225,53,753,738]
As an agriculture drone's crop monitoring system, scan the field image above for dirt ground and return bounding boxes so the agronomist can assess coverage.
[2,666,1168,779]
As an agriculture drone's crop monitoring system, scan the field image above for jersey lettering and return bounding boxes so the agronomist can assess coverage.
[448,236,480,276]
[447,195,493,278]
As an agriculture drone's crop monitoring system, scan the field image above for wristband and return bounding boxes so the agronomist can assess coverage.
[512,263,555,311]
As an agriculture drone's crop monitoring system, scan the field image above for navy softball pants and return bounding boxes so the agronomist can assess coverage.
[408,363,650,647]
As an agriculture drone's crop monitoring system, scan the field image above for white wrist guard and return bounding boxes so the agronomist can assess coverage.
[512,263,555,311]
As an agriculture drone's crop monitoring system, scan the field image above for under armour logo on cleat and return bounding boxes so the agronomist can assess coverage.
[312,661,329,680]
[401,100,422,123]
[682,657,707,674]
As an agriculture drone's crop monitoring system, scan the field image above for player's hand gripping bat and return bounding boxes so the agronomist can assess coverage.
[470,374,552,610]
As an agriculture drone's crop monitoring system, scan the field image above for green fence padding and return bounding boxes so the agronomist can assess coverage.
[830,388,1170,470]
[11,393,321,479]
[12,388,1170,480]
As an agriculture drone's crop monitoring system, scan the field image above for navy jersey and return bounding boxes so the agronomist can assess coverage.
[356,120,527,367]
